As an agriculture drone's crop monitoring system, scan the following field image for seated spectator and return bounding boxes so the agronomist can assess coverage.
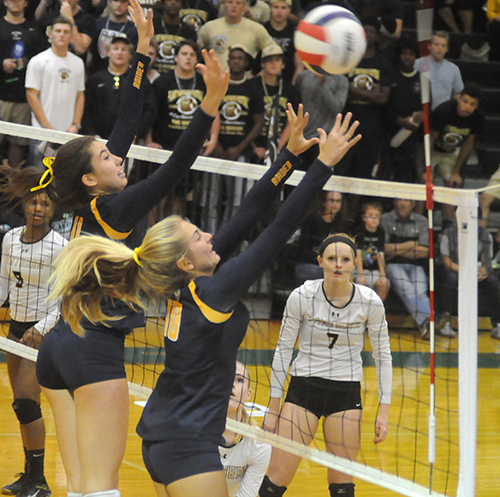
[82,36,156,140]
[381,199,431,339]
[435,0,474,33]
[152,0,197,73]
[416,83,485,225]
[295,191,348,283]
[381,39,423,183]
[353,201,390,301]
[414,31,464,111]
[263,0,297,83]
[438,218,500,338]
[250,45,300,165]
[88,0,138,74]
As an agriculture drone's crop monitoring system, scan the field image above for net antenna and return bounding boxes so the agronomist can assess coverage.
[416,0,437,488]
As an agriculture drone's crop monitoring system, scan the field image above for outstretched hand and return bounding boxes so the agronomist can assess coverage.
[285,103,320,156]
[317,112,361,168]
[198,49,230,117]
[128,0,154,54]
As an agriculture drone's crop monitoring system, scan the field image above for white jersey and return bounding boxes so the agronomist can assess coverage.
[25,48,85,131]
[219,435,272,497]
[270,280,392,405]
[0,227,67,335]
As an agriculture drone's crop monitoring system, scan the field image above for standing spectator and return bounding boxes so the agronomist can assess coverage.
[25,17,85,164]
[382,39,423,183]
[147,39,218,154]
[438,219,499,339]
[88,0,139,74]
[152,0,197,73]
[354,201,390,301]
[251,45,300,164]
[381,199,431,339]
[215,46,264,162]
[197,0,276,71]
[294,69,348,167]
[421,83,485,224]
[414,31,464,111]
[37,0,95,56]
[486,0,500,61]
[0,0,43,167]
[342,17,394,180]
[83,36,156,140]
[263,0,296,83]
[179,0,217,32]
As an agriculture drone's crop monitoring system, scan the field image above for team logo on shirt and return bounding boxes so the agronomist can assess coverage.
[442,131,463,148]
[176,95,198,115]
[213,35,227,54]
[159,40,176,61]
[180,10,207,31]
[353,74,373,91]
[58,68,71,82]
[221,101,242,121]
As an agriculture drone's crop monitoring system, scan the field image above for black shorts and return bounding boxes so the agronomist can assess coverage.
[9,320,38,340]
[142,439,223,487]
[284,376,362,419]
[36,320,127,392]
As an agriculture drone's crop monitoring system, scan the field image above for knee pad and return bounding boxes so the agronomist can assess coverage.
[329,482,355,497]
[259,475,287,497]
[12,398,42,425]
[84,490,120,497]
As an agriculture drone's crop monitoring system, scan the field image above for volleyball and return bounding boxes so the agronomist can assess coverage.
[295,6,366,75]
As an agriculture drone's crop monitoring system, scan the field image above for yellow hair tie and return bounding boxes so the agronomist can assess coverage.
[30,157,55,193]
[133,246,143,267]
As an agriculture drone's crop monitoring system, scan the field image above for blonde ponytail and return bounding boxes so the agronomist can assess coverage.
[50,215,191,336]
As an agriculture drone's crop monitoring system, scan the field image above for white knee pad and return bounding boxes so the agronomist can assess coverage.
[68,493,83,497]
[84,490,120,497]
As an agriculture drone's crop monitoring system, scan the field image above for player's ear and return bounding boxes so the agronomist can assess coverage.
[317,255,324,267]
[81,173,97,188]
[177,256,194,272]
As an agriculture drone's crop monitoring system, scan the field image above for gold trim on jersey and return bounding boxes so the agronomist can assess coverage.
[188,280,234,323]
[90,197,133,240]
[164,299,183,341]
[70,216,84,240]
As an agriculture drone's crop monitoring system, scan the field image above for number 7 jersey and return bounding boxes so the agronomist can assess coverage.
[269,279,392,405]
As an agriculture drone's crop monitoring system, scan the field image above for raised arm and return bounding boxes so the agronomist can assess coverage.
[205,112,361,311]
[213,104,319,261]
[106,0,153,158]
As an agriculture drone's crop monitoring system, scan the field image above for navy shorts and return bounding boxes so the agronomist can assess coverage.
[36,320,127,392]
[284,376,362,419]
[9,320,37,340]
[142,439,223,487]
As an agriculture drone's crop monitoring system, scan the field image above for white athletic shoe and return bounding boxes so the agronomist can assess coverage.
[490,325,500,340]
[439,321,457,338]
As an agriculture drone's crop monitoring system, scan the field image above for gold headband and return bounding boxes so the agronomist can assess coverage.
[30,157,55,193]
[133,246,143,267]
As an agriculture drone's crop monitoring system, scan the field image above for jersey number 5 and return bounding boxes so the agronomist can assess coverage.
[13,271,24,288]
[327,332,339,349]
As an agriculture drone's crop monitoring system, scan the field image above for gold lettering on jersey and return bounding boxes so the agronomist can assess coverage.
[271,161,292,186]
[309,316,363,330]
[165,299,183,341]
[133,61,144,89]
[9,256,46,270]
[224,465,247,480]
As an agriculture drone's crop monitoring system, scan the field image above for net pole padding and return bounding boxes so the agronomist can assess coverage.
[456,199,478,497]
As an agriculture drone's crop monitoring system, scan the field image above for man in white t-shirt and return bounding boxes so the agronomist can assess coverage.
[25,16,85,134]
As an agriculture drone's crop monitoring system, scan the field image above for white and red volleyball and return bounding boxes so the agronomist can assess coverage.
[295,6,366,75]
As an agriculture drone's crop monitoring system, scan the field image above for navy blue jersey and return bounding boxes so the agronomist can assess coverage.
[137,150,334,445]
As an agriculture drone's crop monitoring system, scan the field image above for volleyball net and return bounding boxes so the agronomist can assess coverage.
[0,120,499,497]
